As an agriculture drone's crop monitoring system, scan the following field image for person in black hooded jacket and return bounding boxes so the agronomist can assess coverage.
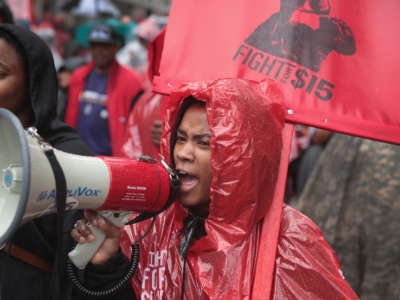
[0,24,93,300]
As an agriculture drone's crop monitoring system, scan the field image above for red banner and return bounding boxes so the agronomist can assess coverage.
[154,0,400,144]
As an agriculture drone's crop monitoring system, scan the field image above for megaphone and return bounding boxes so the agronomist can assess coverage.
[0,108,179,269]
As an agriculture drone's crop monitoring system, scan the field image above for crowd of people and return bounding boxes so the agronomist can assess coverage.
[0,1,398,300]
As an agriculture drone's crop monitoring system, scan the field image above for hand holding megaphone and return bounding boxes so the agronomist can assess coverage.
[71,210,122,266]
[68,210,132,269]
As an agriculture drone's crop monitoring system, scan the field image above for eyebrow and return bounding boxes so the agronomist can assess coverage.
[177,129,211,139]
[194,133,212,139]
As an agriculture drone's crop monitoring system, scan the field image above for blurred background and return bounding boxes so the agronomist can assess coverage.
[4,0,170,70]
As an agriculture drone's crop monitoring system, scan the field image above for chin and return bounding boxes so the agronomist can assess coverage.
[178,196,210,215]
[179,197,200,208]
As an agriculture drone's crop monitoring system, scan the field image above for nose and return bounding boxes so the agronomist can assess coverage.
[175,141,195,163]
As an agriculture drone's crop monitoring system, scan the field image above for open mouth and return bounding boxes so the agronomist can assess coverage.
[177,170,199,192]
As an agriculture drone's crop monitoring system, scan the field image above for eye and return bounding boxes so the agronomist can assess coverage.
[176,135,186,143]
[198,140,210,147]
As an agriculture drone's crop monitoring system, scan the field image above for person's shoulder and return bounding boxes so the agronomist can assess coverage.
[278,205,340,270]
[114,65,144,95]
[274,205,359,299]
[44,120,93,156]
[115,63,142,81]
[52,136,92,156]
[279,204,323,237]
[70,62,93,81]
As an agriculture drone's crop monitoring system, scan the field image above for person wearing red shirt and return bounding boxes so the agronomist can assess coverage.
[65,24,143,156]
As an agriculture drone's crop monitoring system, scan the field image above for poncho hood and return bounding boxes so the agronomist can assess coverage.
[161,78,285,248]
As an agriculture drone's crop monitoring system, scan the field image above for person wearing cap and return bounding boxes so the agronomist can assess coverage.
[65,23,144,156]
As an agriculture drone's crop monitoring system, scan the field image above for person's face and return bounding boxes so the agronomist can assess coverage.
[0,38,30,122]
[173,103,213,210]
[58,70,71,89]
[89,42,118,72]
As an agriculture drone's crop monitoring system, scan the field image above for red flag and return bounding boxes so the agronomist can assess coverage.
[147,28,165,82]
[154,0,400,144]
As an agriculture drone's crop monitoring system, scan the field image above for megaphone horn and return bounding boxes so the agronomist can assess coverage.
[0,108,31,249]
[0,108,179,269]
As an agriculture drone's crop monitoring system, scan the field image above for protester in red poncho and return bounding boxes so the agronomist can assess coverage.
[72,78,358,299]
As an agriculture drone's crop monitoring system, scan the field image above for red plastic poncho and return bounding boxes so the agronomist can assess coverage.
[120,79,358,299]
[120,91,164,158]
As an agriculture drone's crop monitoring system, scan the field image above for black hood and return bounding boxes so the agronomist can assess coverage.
[0,24,83,145]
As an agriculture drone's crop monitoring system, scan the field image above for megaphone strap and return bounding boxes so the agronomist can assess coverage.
[42,147,67,299]
[2,242,52,272]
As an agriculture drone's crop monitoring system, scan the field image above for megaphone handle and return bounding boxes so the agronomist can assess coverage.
[68,211,132,270]
[68,223,106,270]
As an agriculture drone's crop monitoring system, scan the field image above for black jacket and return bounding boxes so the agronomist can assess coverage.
[0,24,92,300]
